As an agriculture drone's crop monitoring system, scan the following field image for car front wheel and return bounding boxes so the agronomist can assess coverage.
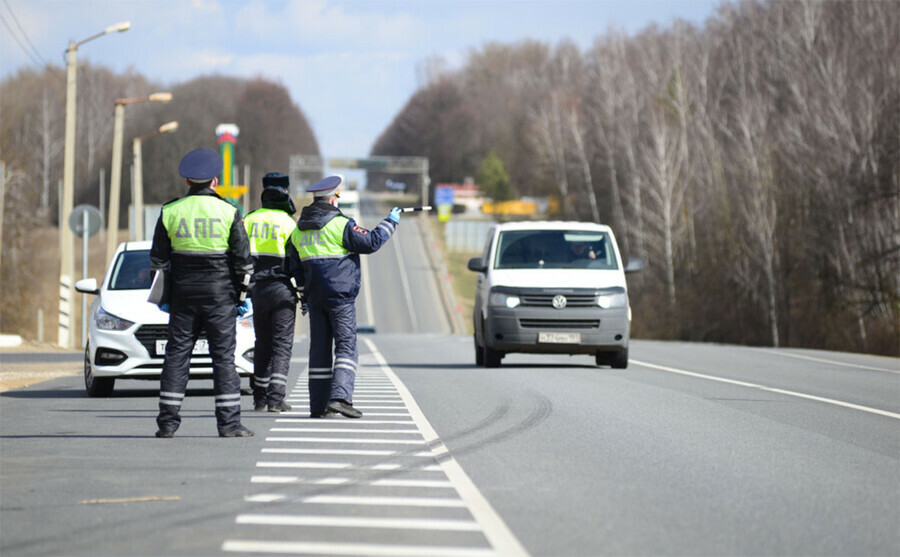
[84,344,115,397]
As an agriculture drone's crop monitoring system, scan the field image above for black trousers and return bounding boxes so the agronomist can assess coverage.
[251,280,297,407]
[307,301,358,415]
[157,302,241,434]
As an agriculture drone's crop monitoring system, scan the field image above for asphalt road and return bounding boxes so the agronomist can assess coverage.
[1,195,898,556]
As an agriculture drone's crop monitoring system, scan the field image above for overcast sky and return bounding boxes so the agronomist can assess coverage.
[2,0,720,175]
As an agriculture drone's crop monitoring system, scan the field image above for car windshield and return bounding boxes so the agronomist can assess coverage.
[494,229,618,270]
[109,249,153,290]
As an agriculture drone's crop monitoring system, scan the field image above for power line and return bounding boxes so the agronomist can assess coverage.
[0,13,43,67]
[2,0,46,66]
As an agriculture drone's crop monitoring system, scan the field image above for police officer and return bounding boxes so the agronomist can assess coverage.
[244,172,299,413]
[150,148,255,438]
[287,176,401,419]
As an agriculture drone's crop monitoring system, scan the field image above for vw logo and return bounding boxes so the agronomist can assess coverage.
[552,295,567,309]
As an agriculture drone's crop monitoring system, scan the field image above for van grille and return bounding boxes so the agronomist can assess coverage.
[520,294,596,307]
[519,319,600,329]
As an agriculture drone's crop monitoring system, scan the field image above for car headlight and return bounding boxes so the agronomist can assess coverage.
[597,292,628,309]
[489,292,521,308]
[95,307,134,331]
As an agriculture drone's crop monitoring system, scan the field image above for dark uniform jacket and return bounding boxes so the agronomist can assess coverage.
[150,189,253,307]
[287,200,396,306]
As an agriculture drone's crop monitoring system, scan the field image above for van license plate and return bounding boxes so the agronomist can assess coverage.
[538,332,581,344]
[156,339,210,356]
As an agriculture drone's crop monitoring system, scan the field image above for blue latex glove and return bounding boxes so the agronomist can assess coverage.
[237,298,253,317]
[388,207,401,224]
[159,303,170,313]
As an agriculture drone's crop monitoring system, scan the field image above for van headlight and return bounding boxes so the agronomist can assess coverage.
[95,307,134,331]
[489,292,521,308]
[597,292,627,309]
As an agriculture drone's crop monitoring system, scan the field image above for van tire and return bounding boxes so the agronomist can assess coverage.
[610,348,629,369]
[474,335,484,366]
[484,346,502,368]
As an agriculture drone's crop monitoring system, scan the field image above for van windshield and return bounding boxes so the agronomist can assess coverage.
[494,230,618,270]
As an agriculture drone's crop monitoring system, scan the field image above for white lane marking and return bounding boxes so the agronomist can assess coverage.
[304,495,466,508]
[257,462,350,469]
[363,337,528,557]
[275,419,415,425]
[266,436,425,445]
[222,540,495,556]
[267,428,420,434]
[290,357,308,363]
[251,476,298,483]
[261,448,400,456]
[256,461,441,472]
[392,231,420,331]
[371,479,454,488]
[360,251,376,328]
[245,494,286,503]
[236,514,480,531]
[746,347,900,374]
[632,359,900,420]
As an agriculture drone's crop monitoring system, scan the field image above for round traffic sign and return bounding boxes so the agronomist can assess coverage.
[69,204,102,238]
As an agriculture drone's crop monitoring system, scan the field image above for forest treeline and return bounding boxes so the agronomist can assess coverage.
[1,69,318,337]
[1,0,897,355]
[371,0,899,355]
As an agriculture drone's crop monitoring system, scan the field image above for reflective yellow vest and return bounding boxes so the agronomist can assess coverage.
[290,216,350,261]
[162,195,236,254]
[244,208,296,257]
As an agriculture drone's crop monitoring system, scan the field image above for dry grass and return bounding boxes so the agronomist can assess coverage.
[1,226,129,346]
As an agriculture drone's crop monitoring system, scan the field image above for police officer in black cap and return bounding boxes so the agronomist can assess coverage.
[150,147,255,438]
[286,175,401,419]
[243,172,300,413]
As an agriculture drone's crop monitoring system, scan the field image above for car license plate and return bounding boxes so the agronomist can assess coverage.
[156,339,210,356]
[538,332,581,344]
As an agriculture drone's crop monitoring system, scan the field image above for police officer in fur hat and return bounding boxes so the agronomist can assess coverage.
[243,171,300,413]
[150,147,254,438]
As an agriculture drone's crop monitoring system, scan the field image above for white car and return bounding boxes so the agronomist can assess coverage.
[75,241,255,397]
[468,221,643,368]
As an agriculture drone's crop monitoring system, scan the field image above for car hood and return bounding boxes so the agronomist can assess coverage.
[489,269,627,290]
[100,290,170,325]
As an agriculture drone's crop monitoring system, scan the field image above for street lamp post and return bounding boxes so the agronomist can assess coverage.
[59,20,130,348]
[106,93,172,264]
[132,121,178,241]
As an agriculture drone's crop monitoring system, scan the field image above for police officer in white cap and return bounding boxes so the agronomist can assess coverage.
[286,176,401,418]
[244,171,299,413]
[150,147,254,438]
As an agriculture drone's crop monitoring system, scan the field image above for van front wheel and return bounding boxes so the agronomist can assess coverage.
[484,346,502,368]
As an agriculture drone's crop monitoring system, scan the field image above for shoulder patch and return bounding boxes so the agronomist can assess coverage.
[352,225,368,235]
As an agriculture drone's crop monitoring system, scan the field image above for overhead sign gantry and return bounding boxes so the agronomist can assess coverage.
[289,155,430,205]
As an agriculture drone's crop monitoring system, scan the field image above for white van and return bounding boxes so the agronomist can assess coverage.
[467,221,643,368]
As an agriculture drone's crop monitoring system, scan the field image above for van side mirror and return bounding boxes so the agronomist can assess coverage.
[624,257,644,274]
[467,257,487,273]
[75,278,100,295]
